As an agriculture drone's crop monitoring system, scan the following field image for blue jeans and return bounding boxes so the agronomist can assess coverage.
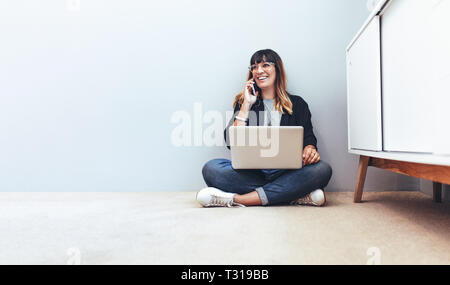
[202,159,332,206]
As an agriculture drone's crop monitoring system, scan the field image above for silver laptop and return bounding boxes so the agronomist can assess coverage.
[229,126,303,169]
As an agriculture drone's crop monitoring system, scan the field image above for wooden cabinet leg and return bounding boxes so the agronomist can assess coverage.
[354,155,370,203]
[433,182,442,203]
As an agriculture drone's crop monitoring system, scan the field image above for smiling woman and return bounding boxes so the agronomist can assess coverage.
[197,49,333,208]
[233,49,292,115]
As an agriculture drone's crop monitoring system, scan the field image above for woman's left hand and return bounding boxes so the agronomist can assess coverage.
[303,145,320,165]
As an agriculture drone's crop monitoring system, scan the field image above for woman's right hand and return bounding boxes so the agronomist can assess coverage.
[243,78,259,107]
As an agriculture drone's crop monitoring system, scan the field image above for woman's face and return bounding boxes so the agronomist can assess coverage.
[251,61,277,90]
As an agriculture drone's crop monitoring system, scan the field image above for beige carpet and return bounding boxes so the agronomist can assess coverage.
[0,191,448,265]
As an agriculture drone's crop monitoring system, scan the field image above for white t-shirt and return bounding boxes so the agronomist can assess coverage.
[263,99,281,126]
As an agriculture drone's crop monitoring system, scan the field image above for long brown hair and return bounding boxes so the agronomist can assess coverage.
[232,49,293,115]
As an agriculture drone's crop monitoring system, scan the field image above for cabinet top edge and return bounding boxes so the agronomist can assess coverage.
[346,0,391,52]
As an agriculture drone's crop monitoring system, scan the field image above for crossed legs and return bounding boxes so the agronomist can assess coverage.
[202,158,332,206]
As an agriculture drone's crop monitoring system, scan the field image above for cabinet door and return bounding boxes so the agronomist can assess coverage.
[381,0,450,154]
[429,0,450,155]
[347,16,382,151]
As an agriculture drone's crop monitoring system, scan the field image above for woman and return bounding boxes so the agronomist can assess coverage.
[197,49,332,207]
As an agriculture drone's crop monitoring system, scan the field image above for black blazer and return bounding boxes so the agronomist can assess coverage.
[224,94,318,150]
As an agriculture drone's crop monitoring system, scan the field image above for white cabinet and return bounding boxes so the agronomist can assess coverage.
[382,0,434,153]
[428,0,450,156]
[346,16,382,152]
[346,0,450,165]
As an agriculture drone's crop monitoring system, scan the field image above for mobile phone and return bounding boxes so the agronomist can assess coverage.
[250,78,260,96]
[251,84,256,96]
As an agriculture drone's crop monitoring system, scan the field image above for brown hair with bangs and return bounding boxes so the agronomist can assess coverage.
[232,49,293,115]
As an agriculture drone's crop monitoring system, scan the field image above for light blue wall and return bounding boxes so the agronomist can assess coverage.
[0,0,419,192]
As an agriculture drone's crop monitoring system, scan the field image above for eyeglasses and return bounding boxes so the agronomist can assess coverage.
[248,62,275,73]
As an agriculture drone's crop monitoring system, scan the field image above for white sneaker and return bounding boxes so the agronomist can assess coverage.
[196,187,245,208]
[290,189,326,206]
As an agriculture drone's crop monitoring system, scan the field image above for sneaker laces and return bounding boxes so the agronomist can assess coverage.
[208,195,246,208]
[290,194,314,205]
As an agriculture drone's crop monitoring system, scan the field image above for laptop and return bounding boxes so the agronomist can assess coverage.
[229,126,304,169]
